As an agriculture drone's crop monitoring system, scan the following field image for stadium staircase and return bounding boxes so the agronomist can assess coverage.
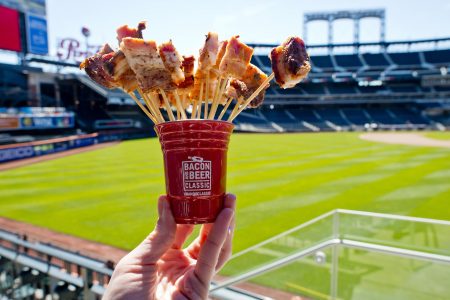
[1,210,449,299]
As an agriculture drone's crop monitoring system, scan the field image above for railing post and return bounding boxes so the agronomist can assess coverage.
[330,210,340,300]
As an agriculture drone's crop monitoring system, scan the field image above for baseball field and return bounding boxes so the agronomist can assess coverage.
[0,131,449,298]
[0,132,449,249]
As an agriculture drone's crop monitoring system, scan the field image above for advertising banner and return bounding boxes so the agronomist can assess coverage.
[0,5,21,52]
[26,13,48,55]
[19,115,74,129]
[0,117,20,130]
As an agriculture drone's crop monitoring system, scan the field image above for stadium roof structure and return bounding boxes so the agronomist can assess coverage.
[303,9,386,47]
[248,36,450,53]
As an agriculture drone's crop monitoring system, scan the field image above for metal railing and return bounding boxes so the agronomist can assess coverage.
[2,209,449,299]
[210,209,450,300]
[0,229,112,299]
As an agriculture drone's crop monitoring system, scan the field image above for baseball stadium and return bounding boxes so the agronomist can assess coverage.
[0,1,449,299]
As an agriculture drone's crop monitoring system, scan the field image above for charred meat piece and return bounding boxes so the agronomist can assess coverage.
[192,32,219,101]
[219,36,253,78]
[158,40,185,85]
[120,38,175,92]
[198,32,219,71]
[225,79,248,99]
[80,44,118,89]
[116,21,146,43]
[210,40,228,77]
[224,64,269,107]
[270,36,311,89]
[240,64,269,107]
[103,50,138,92]
[178,55,195,90]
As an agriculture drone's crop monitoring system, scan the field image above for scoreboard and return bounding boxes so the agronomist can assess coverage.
[0,0,48,55]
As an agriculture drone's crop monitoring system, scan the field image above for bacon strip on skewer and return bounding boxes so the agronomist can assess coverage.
[230,36,310,121]
[270,36,311,89]
[80,44,117,89]
[120,38,175,93]
[159,40,185,85]
[219,36,254,79]
[116,21,146,43]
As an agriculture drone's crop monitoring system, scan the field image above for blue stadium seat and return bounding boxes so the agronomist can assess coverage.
[251,55,271,70]
[311,55,334,69]
[262,108,310,131]
[357,85,387,94]
[301,84,326,95]
[434,86,450,92]
[334,54,363,69]
[423,49,450,65]
[365,107,400,125]
[317,108,350,126]
[341,108,371,125]
[327,84,357,94]
[389,85,418,93]
[361,53,390,68]
[389,52,421,66]
[389,106,428,124]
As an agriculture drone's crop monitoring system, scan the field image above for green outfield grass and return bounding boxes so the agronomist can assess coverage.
[1,131,449,299]
[424,131,450,140]
[0,132,449,251]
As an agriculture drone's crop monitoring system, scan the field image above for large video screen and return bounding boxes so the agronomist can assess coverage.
[0,5,21,52]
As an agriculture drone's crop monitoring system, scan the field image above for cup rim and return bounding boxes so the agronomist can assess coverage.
[154,119,234,129]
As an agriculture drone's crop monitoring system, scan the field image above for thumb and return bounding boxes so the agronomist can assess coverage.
[129,196,177,265]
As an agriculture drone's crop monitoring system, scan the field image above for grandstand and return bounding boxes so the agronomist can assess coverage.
[2,40,450,139]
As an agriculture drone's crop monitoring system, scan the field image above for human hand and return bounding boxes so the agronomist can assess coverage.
[103,194,236,300]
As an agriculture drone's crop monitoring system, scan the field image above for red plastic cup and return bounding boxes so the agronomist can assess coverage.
[155,120,234,224]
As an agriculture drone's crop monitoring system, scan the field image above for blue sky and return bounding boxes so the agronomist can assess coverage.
[44,0,450,57]
[1,0,449,63]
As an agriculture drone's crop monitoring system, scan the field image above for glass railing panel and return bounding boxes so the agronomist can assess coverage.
[216,248,334,300]
[338,211,450,255]
[336,245,450,300]
[219,213,335,280]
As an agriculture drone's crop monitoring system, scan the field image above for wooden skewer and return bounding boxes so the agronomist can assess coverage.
[182,93,187,111]
[204,74,210,119]
[193,82,203,119]
[174,90,187,119]
[191,99,198,119]
[137,89,164,123]
[159,89,176,122]
[149,93,167,123]
[208,77,222,119]
[229,73,274,121]
[209,77,228,120]
[228,97,243,122]
[217,98,232,121]
[128,92,158,124]
[144,92,165,123]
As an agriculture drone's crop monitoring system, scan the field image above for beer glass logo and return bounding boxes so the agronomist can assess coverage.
[182,156,212,196]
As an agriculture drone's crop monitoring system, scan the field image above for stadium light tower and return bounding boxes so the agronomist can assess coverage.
[303,9,386,53]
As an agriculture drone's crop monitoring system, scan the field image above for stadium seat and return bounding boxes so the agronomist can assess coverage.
[334,54,363,69]
[388,52,421,66]
[423,49,450,66]
[361,53,390,69]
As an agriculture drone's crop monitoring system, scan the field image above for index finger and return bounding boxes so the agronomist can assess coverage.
[187,194,236,258]
[194,196,235,285]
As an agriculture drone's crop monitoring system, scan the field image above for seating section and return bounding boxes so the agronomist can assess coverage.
[311,55,334,69]
[362,53,390,68]
[341,108,371,125]
[389,52,421,66]
[423,49,450,65]
[334,54,363,69]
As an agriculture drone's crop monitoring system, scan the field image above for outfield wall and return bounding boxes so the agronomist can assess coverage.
[0,131,149,163]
